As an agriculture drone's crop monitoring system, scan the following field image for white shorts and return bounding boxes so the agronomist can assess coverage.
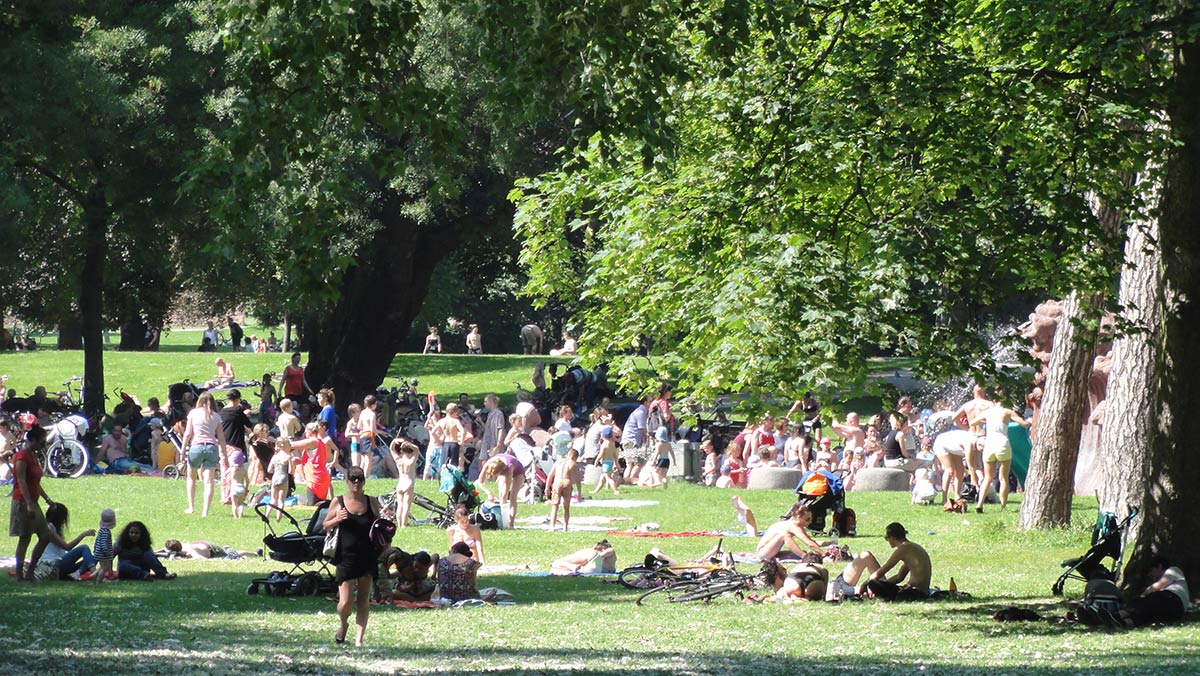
[933,430,975,458]
[982,434,1011,463]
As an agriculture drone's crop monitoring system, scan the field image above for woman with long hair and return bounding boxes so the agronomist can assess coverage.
[323,467,382,647]
[180,392,227,517]
[9,425,55,581]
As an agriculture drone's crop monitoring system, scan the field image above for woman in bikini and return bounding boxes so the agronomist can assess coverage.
[445,504,485,564]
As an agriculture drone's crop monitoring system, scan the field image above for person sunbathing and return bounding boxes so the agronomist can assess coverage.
[550,540,617,575]
[829,522,930,601]
[754,504,829,561]
[163,539,254,560]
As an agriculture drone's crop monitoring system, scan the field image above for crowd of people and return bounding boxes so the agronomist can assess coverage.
[3,351,1192,648]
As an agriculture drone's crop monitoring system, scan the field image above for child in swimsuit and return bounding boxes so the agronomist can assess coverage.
[547,449,580,531]
[591,428,620,495]
[267,438,294,523]
[391,439,420,528]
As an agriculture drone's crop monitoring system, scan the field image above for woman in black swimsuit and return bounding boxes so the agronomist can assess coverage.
[323,467,382,647]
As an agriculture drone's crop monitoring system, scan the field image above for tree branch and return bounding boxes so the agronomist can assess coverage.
[13,157,84,202]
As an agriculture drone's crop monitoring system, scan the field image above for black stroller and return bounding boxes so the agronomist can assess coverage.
[248,501,337,597]
[1052,505,1139,595]
[794,469,853,536]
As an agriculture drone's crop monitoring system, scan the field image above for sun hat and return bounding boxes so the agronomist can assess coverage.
[99,508,116,529]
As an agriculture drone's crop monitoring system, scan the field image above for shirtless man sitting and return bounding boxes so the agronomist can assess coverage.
[551,540,617,575]
[830,412,866,451]
[754,504,830,562]
[828,522,931,602]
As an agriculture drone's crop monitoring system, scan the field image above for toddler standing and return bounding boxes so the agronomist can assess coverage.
[228,449,249,518]
[266,438,294,522]
[94,508,117,583]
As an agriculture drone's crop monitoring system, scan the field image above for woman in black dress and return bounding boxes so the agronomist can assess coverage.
[323,466,382,647]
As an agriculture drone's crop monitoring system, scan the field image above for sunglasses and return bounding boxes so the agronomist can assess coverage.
[347,476,365,484]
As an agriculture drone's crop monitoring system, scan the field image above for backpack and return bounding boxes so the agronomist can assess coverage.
[833,508,857,537]
[646,405,667,441]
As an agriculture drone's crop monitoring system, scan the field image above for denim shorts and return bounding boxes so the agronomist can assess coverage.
[188,443,219,470]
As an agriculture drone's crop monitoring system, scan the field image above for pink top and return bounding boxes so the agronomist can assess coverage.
[187,408,222,445]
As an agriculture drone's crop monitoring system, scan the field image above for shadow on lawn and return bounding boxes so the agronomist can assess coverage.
[8,638,1200,675]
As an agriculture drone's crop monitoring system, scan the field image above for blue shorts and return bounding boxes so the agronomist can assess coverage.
[601,460,614,474]
[188,444,219,470]
[350,441,360,456]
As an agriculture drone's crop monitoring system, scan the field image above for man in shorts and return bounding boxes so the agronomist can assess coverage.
[620,394,651,484]
[829,522,931,601]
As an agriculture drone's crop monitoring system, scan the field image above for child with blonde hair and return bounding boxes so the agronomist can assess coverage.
[266,438,294,522]
[390,439,420,527]
[547,449,580,531]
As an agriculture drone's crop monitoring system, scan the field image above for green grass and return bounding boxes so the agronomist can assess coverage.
[0,350,569,411]
[2,479,1197,675]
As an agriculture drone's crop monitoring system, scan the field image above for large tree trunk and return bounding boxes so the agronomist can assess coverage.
[80,185,107,418]
[57,315,83,350]
[304,191,459,415]
[1098,38,1200,592]
[1019,290,1101,529]
[117,299,148,351]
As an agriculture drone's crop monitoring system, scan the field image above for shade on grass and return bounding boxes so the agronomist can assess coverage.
[1,476,1196,675]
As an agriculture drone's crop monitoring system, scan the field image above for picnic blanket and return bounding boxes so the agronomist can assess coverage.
[573,499,659,509]
[607,530,724,538]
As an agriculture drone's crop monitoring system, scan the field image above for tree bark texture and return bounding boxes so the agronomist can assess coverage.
[80,183,107,418]
[56,316,83,350]
[1098,38,1200,592]
[303,190,460,416]
[1019,290,1101,530]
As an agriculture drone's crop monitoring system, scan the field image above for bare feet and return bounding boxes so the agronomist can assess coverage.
[183,508,194,515]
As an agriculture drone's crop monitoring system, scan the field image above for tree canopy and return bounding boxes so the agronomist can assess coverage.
[511,0,1174,401]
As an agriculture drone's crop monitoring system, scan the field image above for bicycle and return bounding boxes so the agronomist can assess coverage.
[634,565,771,606]
[617,539,738,590]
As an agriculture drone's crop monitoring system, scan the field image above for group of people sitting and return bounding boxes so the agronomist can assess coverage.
[696,388,1033,516]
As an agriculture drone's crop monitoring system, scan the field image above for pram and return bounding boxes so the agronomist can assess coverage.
[1052,505,1139,596]
[794,469,853,536]
[397,464,482,528]
[247,500,337,597]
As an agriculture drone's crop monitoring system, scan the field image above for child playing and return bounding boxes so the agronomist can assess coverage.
[390,439,420,528]
[266,438,294,522]
[570,427,585,503]
[591,428,621,495]
[345,403,364,474]
[228,449,249,518]
[423,410,444,480]
[645,426,675,489]
[94,508,117,583]
[249,423,273,484]
[547,449,579,531]
[701,438,721,487]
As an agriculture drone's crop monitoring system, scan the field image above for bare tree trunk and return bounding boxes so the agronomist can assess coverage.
[1019,290,1101,529]
[80,184,107,418]
[1098,38,1200,591]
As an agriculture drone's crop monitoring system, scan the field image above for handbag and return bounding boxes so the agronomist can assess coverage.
[322,496,343,559]
[369,516,397,549]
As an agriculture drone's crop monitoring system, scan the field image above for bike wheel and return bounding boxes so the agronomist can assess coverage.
[670,577,752,604]
[47,440,90,478]
[635,580,703,606]
[618,566,660,590]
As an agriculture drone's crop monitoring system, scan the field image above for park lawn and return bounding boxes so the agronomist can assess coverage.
[1,476,1197,676]
[0,351,568,412]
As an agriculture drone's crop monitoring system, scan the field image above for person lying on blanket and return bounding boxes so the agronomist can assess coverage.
[550,540,617,575]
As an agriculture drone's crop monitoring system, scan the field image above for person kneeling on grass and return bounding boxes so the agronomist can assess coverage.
[754,504,831,562]
[830,522,930,601]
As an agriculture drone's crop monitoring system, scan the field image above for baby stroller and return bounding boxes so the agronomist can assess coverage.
[248,501,337,597]
[794,469,853,536]
[1052,505,1139,596]
[406,465,483,528]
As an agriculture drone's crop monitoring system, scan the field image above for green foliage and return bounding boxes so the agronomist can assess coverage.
[512,0,1186,401]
